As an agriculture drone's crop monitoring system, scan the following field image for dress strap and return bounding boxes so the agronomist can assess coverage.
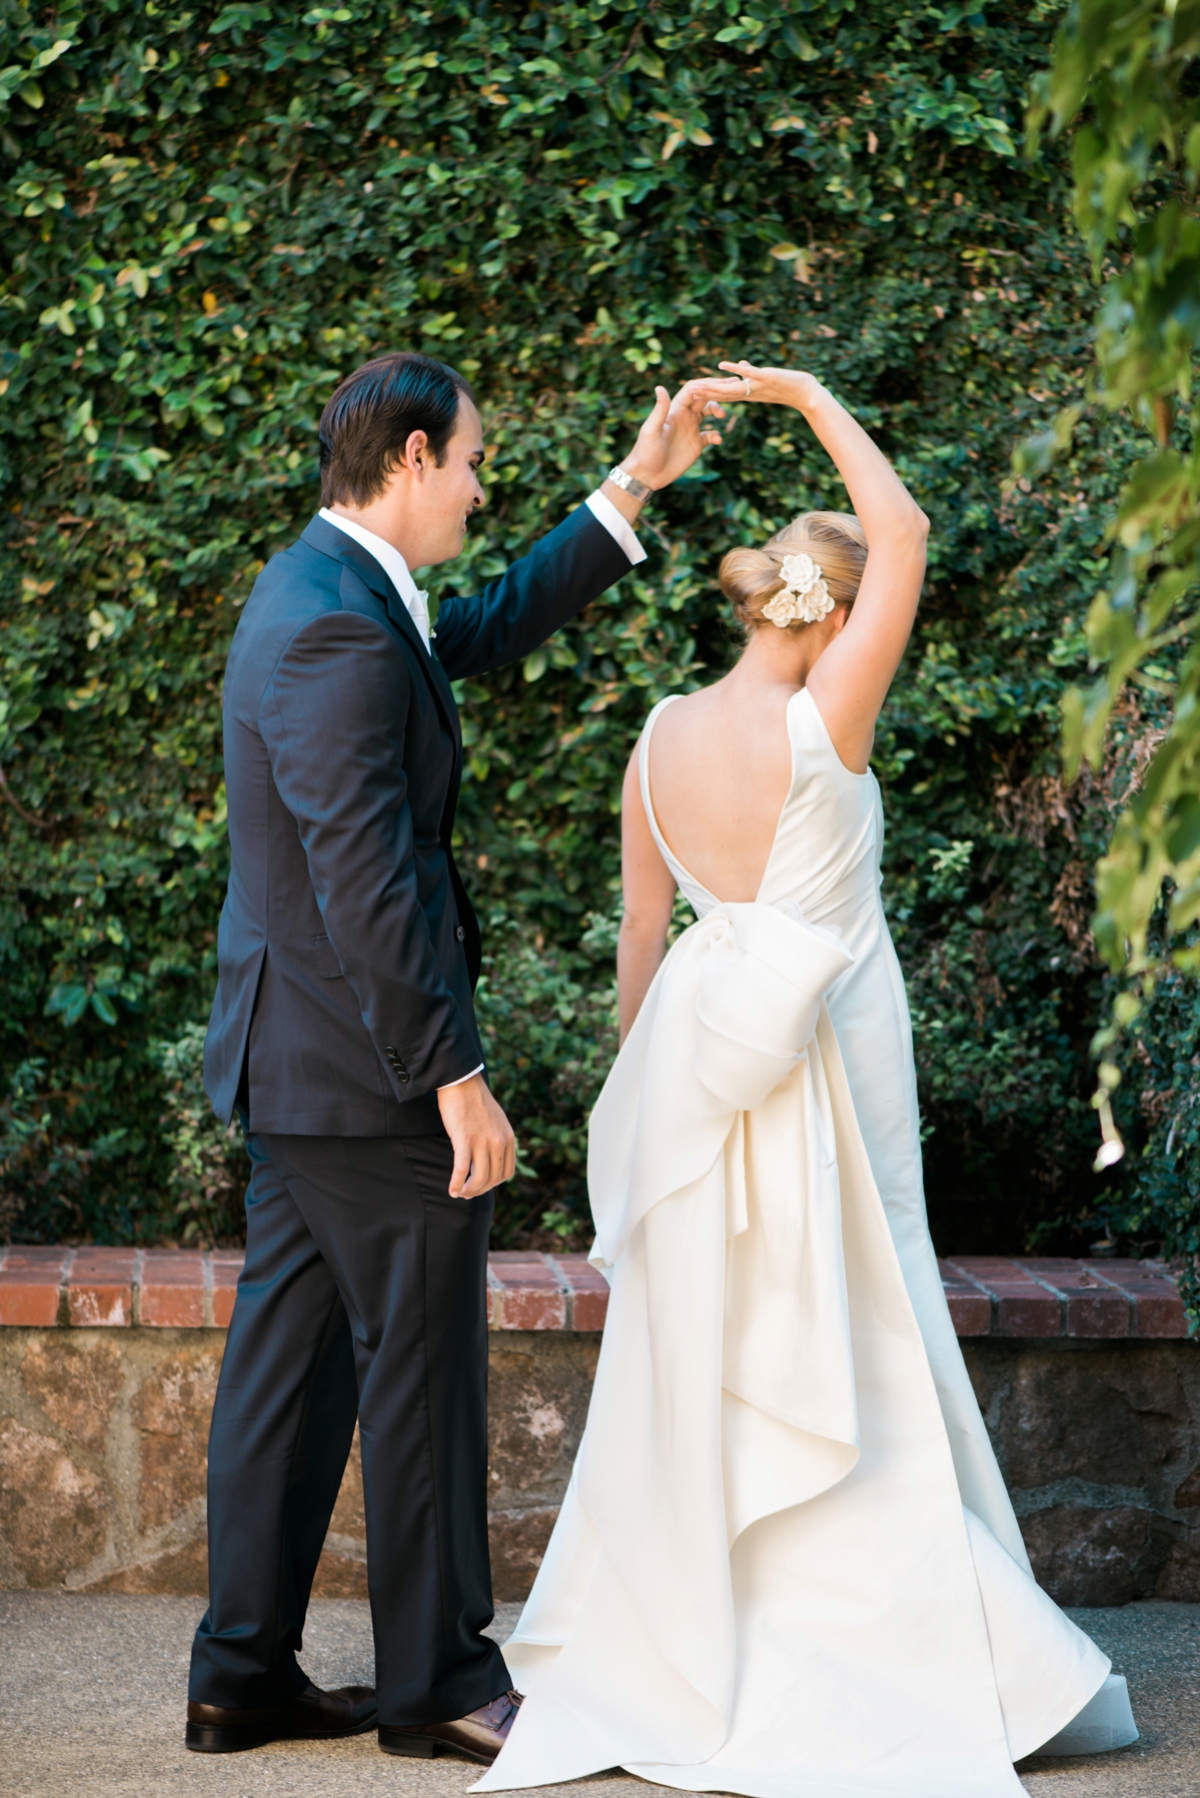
[637,696,684,873]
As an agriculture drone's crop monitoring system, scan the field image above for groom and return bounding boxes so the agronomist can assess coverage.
[187,351,719,1761]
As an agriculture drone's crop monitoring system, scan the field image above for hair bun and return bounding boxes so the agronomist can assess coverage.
[719,511,867,633]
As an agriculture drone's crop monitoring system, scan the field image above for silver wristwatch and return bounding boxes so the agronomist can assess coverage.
[606,465,652,502]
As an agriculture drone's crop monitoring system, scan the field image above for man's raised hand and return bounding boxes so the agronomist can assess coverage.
[437,1072,517,1199]
[604,381,727,521]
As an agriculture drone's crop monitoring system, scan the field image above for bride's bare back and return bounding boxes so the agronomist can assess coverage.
[615,363,929,1044]
[644,677,795,903]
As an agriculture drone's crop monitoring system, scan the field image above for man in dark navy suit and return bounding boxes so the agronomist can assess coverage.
[186,352,722,1762]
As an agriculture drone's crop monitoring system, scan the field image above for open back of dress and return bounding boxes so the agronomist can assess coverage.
[477,691,1134,1797]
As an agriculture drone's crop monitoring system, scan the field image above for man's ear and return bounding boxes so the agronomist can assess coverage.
[402,429,430,479]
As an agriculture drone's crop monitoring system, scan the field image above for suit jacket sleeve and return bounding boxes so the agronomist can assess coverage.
[259,610,481,1097]
[431,503,634,680]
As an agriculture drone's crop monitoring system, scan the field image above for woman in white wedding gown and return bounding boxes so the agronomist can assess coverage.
[477,362,1137,1797]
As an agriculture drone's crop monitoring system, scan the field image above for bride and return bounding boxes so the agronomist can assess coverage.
[476,362,1137,1796]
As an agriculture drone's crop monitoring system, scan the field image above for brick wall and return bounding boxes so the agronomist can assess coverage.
[0,1248,1197,1604]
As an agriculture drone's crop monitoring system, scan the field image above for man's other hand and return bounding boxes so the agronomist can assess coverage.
[623,380,727,492]
[437,1073,516,1198]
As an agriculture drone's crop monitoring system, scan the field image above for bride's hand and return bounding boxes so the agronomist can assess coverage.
[691,360,824,412]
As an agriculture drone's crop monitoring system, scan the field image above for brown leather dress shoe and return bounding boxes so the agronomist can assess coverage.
[185,1681,378,1752]
[379,1688,523,1764]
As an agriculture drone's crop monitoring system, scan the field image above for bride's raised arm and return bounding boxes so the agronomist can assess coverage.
[695,362,929,772]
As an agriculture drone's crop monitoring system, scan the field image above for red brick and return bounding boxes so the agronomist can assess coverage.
[1090,1260,1188,1339]
[1065,1289,1130,1338]
[140,1251,205,1327]
[944,1290,991,1334]
[1131,1291,1188,1339]
[488,1253,567,1331]
[548,1255,610,1332]
[950,1257,1035,1279]
[946,1258,1062,1337]
[0,1248,70,1326]
[1020,1258,1130,1339]
[67,1248,137,1327]
[993,1293,1061,1336]
[209,1252,244,1328]
[938,1259,992,1335]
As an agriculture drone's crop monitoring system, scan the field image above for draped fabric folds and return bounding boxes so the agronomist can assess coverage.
[476,691,1129,1796]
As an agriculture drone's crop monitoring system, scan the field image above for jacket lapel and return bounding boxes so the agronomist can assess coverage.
[299,516,462,750]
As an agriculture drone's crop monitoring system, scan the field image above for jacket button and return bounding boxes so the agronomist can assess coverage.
[397,1072,410,1085]
[456,925,466,942]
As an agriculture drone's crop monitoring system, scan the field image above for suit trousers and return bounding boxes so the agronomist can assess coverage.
[188,1126,509,1726]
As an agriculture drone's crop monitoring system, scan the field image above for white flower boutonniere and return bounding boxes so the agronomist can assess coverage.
[761,552,835,627]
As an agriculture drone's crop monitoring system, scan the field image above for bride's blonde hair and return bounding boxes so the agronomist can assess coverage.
[719,511,867,634]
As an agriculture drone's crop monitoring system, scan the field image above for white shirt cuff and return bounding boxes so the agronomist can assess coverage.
[586,489,647,567]
[440,1063,484,1089]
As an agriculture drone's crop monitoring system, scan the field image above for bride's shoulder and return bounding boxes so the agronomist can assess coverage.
[642,685,718,741]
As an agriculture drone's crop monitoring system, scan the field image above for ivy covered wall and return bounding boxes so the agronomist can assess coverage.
[0,0,1164,1251]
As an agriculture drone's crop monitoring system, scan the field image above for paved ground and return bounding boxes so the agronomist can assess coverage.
[1,1594,1196,1797]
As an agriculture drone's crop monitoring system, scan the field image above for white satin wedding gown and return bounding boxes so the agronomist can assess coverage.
[478,688,1137,1797]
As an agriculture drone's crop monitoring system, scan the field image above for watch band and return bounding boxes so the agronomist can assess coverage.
[606,465,652,502]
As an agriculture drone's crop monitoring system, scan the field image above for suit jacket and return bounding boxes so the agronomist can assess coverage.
[203,505,634,1135]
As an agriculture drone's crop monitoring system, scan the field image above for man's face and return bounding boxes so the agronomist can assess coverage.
[419,396,486,566]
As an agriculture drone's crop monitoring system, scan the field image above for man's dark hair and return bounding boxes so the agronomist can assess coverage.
[318,351,476,507]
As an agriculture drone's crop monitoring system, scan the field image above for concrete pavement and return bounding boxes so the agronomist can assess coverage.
[1,1594,1196,1796]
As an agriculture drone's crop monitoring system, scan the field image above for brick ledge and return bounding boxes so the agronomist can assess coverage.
[0,1247,1188,1337]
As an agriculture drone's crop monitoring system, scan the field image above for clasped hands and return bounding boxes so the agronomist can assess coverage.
[608,361,823,509]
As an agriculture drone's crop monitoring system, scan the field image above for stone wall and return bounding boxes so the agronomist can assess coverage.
[1,1247,1197,1605]
[0,1325,600,1602]
[964,1338,1200,1606]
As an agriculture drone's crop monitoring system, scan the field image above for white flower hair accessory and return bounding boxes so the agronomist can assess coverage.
[761,552,834,628]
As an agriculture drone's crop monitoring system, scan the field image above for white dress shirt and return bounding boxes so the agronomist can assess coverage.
[317,495,643,1090]
[318,506,434,648]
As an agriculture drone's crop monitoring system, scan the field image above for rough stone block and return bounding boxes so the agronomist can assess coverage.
[0,1416,108,1585]
[1020,1502,1171,1607]
[67,1248,137,1328]
[82,1538,209,1596]
[489,1253,567,1331]
[310,1427,368,1597]
[132,1349,221,1532]
[0,1248,68,1326]
[140,1252,205,1328]
[489,1505,558,1604]
[330,1426,365,1538]
[487,1336,598,1517]
[1154,1523,1200,1600]
[312,1547,369,1598]
[21,1335,123,1454]
[1175,1461,1200,1509]
[960,1343,999,1420]
[999,1345,1188,1491]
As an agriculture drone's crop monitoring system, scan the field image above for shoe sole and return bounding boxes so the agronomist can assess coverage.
[379,1734,493,1765]
[185,1716,378,1754]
